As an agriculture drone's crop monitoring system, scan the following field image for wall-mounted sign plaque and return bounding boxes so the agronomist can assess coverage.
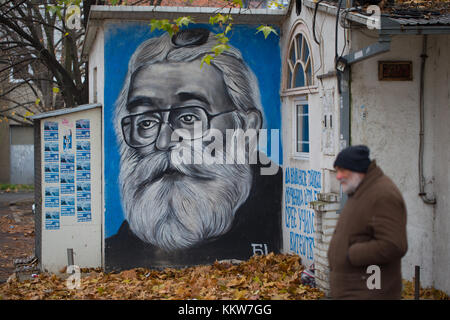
[378,61,413,81]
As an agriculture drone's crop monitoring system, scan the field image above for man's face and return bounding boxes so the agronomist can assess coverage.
[336,167,365,194]
[118,59,254,251]
[126,59,237,151]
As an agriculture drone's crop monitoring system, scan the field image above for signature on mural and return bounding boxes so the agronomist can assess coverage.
[105,28,282,269]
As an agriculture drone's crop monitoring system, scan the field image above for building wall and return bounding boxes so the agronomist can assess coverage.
[0,122,11,183]
[281,3,450,295]
[350,31,450,292]
[0,124,34,185]
[279,4,346,268]
[10,125,34,185]
[427,35,450,294]
[88,26,105,107]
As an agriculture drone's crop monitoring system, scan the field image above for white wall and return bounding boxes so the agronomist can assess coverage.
[280,5,347,267]
[88,26,105,106]
[40,108,102,273]
[281,3,450,294]
[350,31,450,293]
[427,35,450,294]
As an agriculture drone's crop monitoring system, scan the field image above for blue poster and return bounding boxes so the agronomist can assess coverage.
[76,141,91,161]
[60,153,75,173]
[60,172,75,195]
[76,119,90,139]
[76,182,91,202]
[44,121,58,141]
[44,163,59,183]
[63,128,73,151]
[44,187,59,208]
[77,201,91,222]
[76,160,91,181]
[45,211,60,230]
[61,196,75,216]
[44,142,59,162]
[61,184,75,194]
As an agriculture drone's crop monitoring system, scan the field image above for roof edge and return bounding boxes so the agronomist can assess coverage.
[30,104,102,120]
[82,5,287,58]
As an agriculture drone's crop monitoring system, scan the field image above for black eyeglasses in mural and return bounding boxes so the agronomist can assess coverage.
[121,106,236,148]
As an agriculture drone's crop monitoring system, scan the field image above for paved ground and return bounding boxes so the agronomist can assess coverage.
[0,191,35,283]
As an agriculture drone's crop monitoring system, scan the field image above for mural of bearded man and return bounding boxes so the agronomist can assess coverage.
[105,28,282,270]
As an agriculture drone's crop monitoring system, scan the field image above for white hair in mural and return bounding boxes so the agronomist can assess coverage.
[114,29,264,251]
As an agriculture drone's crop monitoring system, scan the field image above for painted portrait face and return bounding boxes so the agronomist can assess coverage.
[124,60,238,151]
[117,57,259,252]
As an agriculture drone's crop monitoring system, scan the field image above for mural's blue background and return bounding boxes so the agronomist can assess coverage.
[104,22,282,237]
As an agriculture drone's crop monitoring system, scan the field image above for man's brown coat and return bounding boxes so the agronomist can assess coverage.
[327,161,408,299]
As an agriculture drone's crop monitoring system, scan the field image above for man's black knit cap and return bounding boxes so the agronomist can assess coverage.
[333,145,371,173]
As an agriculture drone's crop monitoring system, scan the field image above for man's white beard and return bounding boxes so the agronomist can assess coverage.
[341,172,364,195]
[119,144,253,252]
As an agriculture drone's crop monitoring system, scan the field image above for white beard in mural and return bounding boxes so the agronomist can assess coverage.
[119,144,252,251]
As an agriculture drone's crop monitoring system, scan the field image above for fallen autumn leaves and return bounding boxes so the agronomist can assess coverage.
[0,253,325,300]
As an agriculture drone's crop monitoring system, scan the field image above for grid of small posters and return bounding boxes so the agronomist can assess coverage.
[43,121,60,230]
[43,118,93,230]
[75,119,91,222]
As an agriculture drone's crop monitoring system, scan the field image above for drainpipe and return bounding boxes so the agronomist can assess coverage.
[418,35,436,205]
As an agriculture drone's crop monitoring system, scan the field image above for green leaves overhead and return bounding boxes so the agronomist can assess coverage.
[212,43,230,57]
[175,16,195,28]
[209,13,233,26]
[232,0,244,7]
[150,19,178,37]
[200,54,213,69]
[149,16,195,37]
[256,25,278,39]
[46,0,82,20]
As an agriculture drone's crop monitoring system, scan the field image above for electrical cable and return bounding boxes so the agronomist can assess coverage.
[312,0,324,45]
[335,0,344,94]
[296,0,302,16]
[335,0,344,66]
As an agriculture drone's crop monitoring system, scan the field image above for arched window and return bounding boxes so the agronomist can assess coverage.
[286,33,312,89]
[283,23,315,159]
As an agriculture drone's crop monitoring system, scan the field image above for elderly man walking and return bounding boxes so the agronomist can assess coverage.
[328,145,408,299]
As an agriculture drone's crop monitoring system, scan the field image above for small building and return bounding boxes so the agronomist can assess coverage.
[0,58,36,185]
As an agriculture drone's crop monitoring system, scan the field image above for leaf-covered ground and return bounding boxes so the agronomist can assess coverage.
[1,252,449,300]
[0,199,35,282]
[0,253,325,300]
[401,279,449,300]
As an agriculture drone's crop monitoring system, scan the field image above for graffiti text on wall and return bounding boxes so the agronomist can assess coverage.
[284,167,321,262]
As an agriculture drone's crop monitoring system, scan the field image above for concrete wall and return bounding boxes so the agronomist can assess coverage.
[88,26,105,107]
[10,126,34,185]
[0,122,10,183]
[0,124,34,184]
[429,35,450,295]
[350,31,450,293]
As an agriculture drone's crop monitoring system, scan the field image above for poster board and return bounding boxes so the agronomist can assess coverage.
[40,106,102,273]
